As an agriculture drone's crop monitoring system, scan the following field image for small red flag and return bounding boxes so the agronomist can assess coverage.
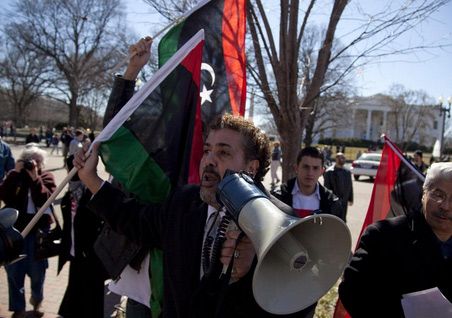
[334,136,425,318]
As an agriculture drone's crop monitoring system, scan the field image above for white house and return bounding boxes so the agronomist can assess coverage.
[318,94,443,147]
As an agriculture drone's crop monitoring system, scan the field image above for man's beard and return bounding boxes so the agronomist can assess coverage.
[199,166,222,209]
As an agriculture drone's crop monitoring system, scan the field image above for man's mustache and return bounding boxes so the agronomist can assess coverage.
[202,165,221,180]
[432,210,452,221]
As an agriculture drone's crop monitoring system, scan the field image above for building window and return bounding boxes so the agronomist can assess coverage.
[433,120,438,130]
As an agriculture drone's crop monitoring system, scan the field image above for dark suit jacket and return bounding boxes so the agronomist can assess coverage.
[89,181,307,318]
[339,212,452,318]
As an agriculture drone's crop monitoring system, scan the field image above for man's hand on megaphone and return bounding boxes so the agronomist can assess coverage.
[73,141,103,195]
[220,230,255,282]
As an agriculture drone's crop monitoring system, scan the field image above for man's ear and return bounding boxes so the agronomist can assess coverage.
[247,159,259,177]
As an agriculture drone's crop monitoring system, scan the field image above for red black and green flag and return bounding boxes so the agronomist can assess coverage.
[94,30,205,203]
[334,135,425,318]
[158,0,246,125]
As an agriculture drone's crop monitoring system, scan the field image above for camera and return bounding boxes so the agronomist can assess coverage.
[23,160,34,171]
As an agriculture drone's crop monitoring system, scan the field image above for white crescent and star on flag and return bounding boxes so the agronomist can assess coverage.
[200,63,215,105]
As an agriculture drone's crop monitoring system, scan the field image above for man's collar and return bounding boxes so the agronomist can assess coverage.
[292,180,321,199]
[207,205,217,219]
[207,205,225,219]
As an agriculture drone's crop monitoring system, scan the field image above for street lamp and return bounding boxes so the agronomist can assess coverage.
[438,96,451,159]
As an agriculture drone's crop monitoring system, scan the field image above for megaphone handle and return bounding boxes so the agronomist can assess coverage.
[221,221,241,275]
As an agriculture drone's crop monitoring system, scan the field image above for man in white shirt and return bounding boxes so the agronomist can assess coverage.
[272,146,342,219]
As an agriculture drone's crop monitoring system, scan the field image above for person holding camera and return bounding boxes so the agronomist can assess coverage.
[0,146,56,318]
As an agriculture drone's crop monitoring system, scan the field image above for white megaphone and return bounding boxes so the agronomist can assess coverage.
[217,171,351,315]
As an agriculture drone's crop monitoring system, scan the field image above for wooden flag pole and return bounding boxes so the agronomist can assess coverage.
[21,167,78,238]
[111,0,210,74]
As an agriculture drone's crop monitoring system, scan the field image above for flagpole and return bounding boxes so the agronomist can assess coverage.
[382,135,426,182]
[21,138,103,238]
[110,0,210,74]
[21,167,78,238]
[21,28,207,238]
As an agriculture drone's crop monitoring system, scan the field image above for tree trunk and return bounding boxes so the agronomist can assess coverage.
[69,93,78,127]
[279,124,302,182]
[304,113,315,146]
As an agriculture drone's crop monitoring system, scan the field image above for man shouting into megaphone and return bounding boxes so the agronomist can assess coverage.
[74,113,307,317]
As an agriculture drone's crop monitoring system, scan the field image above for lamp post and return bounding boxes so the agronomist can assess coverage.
[438,96,451,159]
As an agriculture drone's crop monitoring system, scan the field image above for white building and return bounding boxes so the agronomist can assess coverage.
[318,94,443,147]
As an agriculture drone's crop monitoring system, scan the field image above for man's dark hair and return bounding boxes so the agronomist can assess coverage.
[208,114,270,181]
[414,150,423,158]
[296,146,324,166]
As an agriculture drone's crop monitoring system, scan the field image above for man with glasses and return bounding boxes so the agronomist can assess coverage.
[339,162,452,317]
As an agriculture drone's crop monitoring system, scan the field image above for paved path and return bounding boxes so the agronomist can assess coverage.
[0,144,372,318]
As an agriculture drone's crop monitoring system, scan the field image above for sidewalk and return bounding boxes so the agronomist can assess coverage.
[0,144,110,318]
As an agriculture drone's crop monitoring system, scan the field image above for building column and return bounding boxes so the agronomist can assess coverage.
[351,109,356,138]
[382,111,388,134]
[366,110,372,140]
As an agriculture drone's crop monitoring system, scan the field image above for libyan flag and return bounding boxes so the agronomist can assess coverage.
[334,135,426,318]
[158,0,246,125]
[94,30,205,203]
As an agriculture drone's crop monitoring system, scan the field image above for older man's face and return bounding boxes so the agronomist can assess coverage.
[199,128,258,208]
[422,179,452,241]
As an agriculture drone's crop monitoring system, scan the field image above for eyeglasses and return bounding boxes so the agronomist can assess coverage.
[428,189,452,206]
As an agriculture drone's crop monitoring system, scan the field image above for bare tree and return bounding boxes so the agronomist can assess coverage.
[304,92,352,146]
[0,42,52,127]
[297,26,355,146]
[4,0,127,127]
[386,84,436,149]
[247,0,450,181]
[143,0,199,20]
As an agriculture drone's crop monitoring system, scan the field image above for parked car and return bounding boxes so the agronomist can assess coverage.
[351,153,382,181]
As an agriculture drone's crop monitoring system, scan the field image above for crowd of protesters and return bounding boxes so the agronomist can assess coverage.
[0,36,450,318]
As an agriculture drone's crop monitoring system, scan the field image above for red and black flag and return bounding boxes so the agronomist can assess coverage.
[158,0,246,125]
[95,30,205,203]
[334,135,425,318]
[356,136,425,241]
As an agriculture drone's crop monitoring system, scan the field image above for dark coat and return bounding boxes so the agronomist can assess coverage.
[0,170,56,232]
[58,188,105,273]
[95,76,149,278]
[339,212,452,318]
[57,188,108,318]
[0,140,14,181]
[25,133,40,145]
[323,165,353,221]
[271,177,342,218]
[88,182,306,318]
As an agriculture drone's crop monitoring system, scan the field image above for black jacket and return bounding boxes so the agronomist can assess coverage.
[271,177,342,218]
[88,182,306,318]
[339,212,452,318]
[58,188,106,274]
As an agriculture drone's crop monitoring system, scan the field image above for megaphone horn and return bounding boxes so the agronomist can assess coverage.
[217,171,351,315]
[0,208,26,266]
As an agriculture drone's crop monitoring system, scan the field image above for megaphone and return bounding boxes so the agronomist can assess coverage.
[217,171,351,315]
[0,208,25,266]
